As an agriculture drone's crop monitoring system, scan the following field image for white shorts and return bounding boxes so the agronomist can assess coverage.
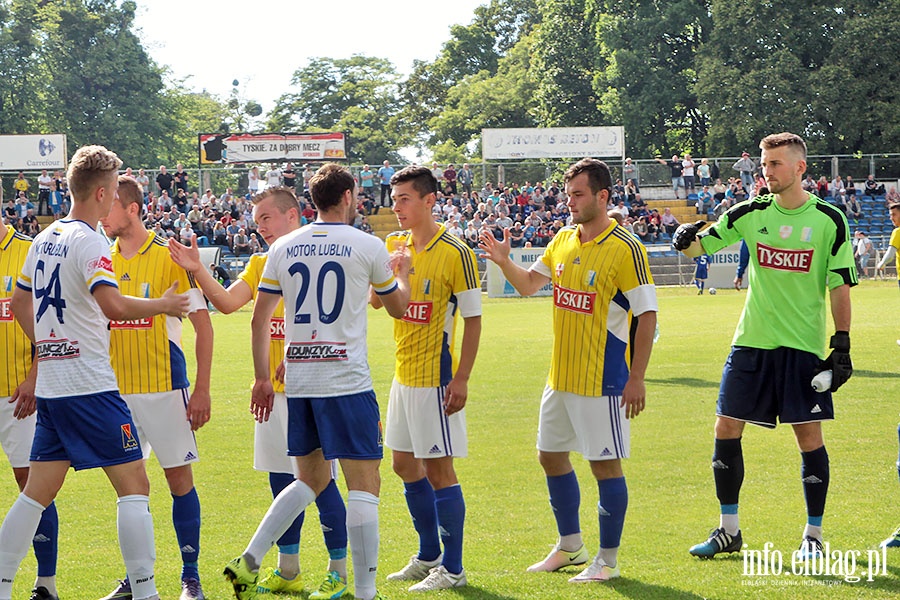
[254,392,338,480]
[122,389,199,469]
[0,395,36,468]
[385,380,467,458]
[536,386,630,461]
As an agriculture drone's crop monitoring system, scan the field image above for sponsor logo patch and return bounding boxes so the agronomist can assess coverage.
[88,256,114,272]
[36,338,80,360]
[756,243,813,272]
[269,317,285,340]
[109,317,153,329]
[553,284,596,314]
[286,341,348,362]
[401,301,433,324]
[0,298,12,322]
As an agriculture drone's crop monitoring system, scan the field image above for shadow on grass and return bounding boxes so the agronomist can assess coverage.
[646,376,720,389]
[853,369,900,380]
[606,579,708,599]
[432,586,521,600]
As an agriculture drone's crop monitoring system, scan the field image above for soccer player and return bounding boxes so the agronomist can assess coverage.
[0,214,60,600]
[98,175,213,600]
[168,187,350,597]
[373,166,481,591]
[673,132,856,560]
[0,145,190,600]
[222,164,410,600]
[480,158,658,583]
[694,253,710,294]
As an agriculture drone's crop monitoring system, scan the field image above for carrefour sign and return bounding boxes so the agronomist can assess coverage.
[0,134,67,170]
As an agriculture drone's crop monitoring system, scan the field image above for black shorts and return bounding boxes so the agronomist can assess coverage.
[716,346,833,428]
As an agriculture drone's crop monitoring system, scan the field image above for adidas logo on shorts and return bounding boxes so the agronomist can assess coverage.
[599,448,612,457]
[184,451,197,461]
[428,444,442,455]
[810,404,822,414]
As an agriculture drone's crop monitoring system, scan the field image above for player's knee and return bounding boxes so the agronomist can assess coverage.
[537,450,572,476]
[590,459,623,481]
[163,465,194,495]
[391,452,423,482]
[423,458,458,490]
[714,417,744,439]
[12,467,29,491]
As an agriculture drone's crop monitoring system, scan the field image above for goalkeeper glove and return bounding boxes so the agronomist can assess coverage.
[822,331,852,392]
[672,220,707,251]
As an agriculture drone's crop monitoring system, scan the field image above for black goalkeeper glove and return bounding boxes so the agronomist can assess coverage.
[672,220,707,251]
[822,331,852,392]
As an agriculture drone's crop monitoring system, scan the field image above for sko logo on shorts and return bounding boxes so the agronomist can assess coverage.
[756,243,813,273]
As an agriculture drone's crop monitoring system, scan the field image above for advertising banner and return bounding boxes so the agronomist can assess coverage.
[199,132,347,164]
[482,127,624,159]
[0,134,67,170]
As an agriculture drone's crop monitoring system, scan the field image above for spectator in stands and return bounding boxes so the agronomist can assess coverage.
[646,213,660,242]
[886,187,900,206]
[855,230,873,278]
[624,180,638,205]
[49,181,63,219]
[623,157,639,189]
[816,176,829,198]
[682,153,697,195]
[37,169,52,216]
[831,175,845,201]
[282,162,297,190]
[458,163,474,196]
[508,221,525,248]
[845,175,857,198]
[174,188,189,214]
[612,200,629,220]
[4,199,17,229]
[301,164,315,191]
[655,154,685,199]
[661,207,680,235]
[801,174,817,194]
[15,193,33,221]
[212,221,227,246]
[633,216,650,243]
[156,165,173,196]
[377,160,394,208]
[713,178,727,203]
[844,194,862,221]
[733,180,748,203]
[464,222,479,249]
[865,174,886,198]
[248,166,260,196]
[443,163,458,195]
[13,172,29,197]
[173,163,189,195]
[698,186,712,214]
[248,232,261,254]
[713,196,731,220]
[232,227,251,256]
[698,158,711,188]
[21,208,38,236]
[732,151,755,190]
[265,164,282,189]
[179,222,194,246]
[136,168,150,197]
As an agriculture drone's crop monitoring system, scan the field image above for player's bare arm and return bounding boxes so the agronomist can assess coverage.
[377,261,411,320]
[169,235,252,313]
[94,281,190,321]
[479,228,550,296]
[9,361,36,420]
[370,248,409,310]
[10,285,35,342]
[187,308,213,430]
[250,290,280,423]
[445,315,481,416]
[622,310,656,419]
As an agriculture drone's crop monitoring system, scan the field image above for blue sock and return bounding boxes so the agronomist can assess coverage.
[270,472,304,551]
[435,485,466,575]
[172,488,201,581]
[598,477,628,549]
[547,471,581,536]
[34,500,58,577]
[315,479,348,558]
[404,478,441,562]
[801,446,829,521]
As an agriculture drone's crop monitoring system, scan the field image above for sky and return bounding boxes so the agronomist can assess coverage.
[136,0,490,113]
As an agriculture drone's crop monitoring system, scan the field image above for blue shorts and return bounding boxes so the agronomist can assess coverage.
[31,391,144,470]
[695,265,708,279]
[287,390,383,460]
[717,346,833,428]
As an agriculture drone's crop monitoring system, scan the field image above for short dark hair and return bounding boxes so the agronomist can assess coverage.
[760,132,807,159]
[116,175,143,209]
[563,158,612,195]
[309,164,355,211]
[390,166,437,198]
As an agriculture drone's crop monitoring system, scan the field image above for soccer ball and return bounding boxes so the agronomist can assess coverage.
[709,288,717,295]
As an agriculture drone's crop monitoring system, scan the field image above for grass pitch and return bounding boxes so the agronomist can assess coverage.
[3,282,900,598]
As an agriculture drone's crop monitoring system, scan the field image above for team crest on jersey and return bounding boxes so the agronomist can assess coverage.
[121,423,139,451]
[402,301,433,324]
[140,283,150,298]
[756,243,813,273]
[36,337,80,360]
[779,226,793,239]
[0,298,12,322]
[286,341,348,362]
[3,276,12,292]
[269,317,285,340]
[423,279,431,295]
[555,263,565,278]
[801,227,813,242]
[585,270,596,287]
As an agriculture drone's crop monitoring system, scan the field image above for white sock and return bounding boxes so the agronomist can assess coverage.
[598,547,618,568]
[117,495,157,600]
[328,557,347,580]
[804,524,823,541]
[720,514,740,536]
[34,576,57,596]
[559,533,583,552]
[277,552,300,580]
[245,480,316,569]
[347,491,379,600]
[0,494,45,600]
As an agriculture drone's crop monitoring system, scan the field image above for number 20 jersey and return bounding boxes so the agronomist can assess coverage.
[259,222,397,398]
[17,220,120,398]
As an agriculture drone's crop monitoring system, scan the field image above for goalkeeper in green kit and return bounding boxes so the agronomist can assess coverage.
[673,132,856,561]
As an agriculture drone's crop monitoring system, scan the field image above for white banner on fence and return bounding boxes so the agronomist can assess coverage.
[706,242,747,289]
[0,134,67,171]
[481,127,624,160]
[485,247,554,298]
[199,132,347,164]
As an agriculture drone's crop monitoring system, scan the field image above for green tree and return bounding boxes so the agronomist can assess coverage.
[267,55,408,163]
[0,0,50,135]
[159,89,230,168]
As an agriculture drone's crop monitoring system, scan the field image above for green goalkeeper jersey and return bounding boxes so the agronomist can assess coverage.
[700,193,857,358]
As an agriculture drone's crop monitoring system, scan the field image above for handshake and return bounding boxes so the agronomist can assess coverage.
[672,220,707,251]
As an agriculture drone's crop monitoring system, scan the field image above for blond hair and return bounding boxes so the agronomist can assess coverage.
[67,145,122,200]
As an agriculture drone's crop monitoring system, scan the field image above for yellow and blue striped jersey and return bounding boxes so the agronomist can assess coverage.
[239,253,286,393]
[109,231,196,393]
[388,224,481,387]
[532,222,657,396]
[0,226,32,396]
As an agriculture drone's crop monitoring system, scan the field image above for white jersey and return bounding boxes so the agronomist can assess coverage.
[259,222,397,397]
[17,219,119,398]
